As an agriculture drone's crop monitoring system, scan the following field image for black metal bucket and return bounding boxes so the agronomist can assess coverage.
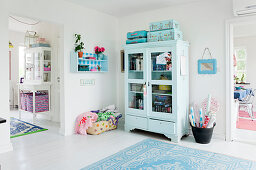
[191,123,216,144]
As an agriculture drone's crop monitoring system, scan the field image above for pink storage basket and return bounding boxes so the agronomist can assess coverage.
[44,67,51,71]
[20,92,49,113]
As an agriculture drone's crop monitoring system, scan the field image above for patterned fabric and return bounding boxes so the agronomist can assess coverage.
[20,92,49,113]
[75,112,98,135]
[10,117,47,138]
[86,120,117,135]
[83,139,256,170]
[97,112,115,122]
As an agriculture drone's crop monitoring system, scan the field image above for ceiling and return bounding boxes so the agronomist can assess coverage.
[64,0,201,17]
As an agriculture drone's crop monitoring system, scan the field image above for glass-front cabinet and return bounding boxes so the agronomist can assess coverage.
[124,40,189,142]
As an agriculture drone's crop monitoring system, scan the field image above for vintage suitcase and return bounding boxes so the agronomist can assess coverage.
[149,20,180,31]
[126,38,147,44]
[127,30,148,39]
[147,30,183,42]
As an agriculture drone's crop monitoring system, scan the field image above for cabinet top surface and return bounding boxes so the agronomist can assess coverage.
[25,47,52,52]
[123,40,189,50]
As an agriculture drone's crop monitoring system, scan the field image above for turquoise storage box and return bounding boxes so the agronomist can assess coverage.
[149,20,180,31]
[147,30,183,42]
[127,30,148,39]
[126,38,147,44]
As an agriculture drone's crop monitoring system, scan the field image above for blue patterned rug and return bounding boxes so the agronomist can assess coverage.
[83,138,256,170]
[10,117,47,138]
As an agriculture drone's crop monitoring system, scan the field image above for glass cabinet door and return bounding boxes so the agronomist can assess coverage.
[128,53,144,80]
[126,50,147,116]
[148,49,175,121]
[151,51,173,81]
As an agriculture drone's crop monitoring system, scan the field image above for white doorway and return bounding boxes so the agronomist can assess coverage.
[8,15,64,138]
[226,16,256,144]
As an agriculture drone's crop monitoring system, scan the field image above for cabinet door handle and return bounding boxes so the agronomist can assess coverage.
[148,82,150,86]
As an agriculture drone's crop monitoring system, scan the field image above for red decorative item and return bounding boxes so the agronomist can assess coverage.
[94,46,105,54]
[79,117,87,126]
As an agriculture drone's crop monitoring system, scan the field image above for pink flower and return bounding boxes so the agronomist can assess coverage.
[101,47,105,52]
[94,46,99,52]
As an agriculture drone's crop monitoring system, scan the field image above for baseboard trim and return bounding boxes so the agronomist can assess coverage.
[0,143,13,154]
[213,132,225,140]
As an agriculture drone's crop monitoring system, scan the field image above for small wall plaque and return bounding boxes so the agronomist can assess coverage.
[198,48,217,74]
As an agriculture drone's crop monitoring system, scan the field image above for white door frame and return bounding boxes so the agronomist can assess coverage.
[8,13,65,135]
[225,15,256,142]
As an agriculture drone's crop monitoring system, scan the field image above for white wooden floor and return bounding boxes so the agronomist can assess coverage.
[1,111,256,170]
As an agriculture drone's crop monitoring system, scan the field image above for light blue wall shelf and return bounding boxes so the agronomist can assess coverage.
[124,40,189,143]
[70,52,108,73]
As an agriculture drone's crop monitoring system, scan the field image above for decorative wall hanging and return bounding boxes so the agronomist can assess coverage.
[198,48,217,74]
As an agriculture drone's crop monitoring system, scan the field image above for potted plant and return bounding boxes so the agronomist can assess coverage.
[74,34,85,58]
[94,46,105,60]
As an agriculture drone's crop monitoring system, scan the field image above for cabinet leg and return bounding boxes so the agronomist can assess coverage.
[125,125,135,132]
[164,134,180,143]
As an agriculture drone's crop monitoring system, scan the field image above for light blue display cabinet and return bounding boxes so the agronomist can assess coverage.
[124,40,189,142]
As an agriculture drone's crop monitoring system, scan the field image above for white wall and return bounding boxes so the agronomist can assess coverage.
[0,0,13,153]
[234,36,256,108]
[8,0,119,136]
[116,0,234,137]
[9,31,25,107]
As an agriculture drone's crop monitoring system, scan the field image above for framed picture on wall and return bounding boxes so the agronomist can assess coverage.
[121,50,125,73]
[198,48,217,74]
[198,59,217,74]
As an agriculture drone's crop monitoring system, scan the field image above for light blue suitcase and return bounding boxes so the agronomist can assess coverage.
[127,30,148,39]
[126,38,147,44]
[147,30,183,42]
[149,20,180,31]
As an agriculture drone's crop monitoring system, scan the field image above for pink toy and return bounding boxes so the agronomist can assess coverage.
[75,112,98,135]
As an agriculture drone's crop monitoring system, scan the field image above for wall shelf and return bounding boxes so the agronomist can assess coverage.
[70,52,108,73]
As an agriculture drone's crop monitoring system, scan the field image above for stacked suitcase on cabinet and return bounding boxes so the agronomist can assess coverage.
[126,19,183,44]
[147,19,183,42]
[126,30,148,44]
